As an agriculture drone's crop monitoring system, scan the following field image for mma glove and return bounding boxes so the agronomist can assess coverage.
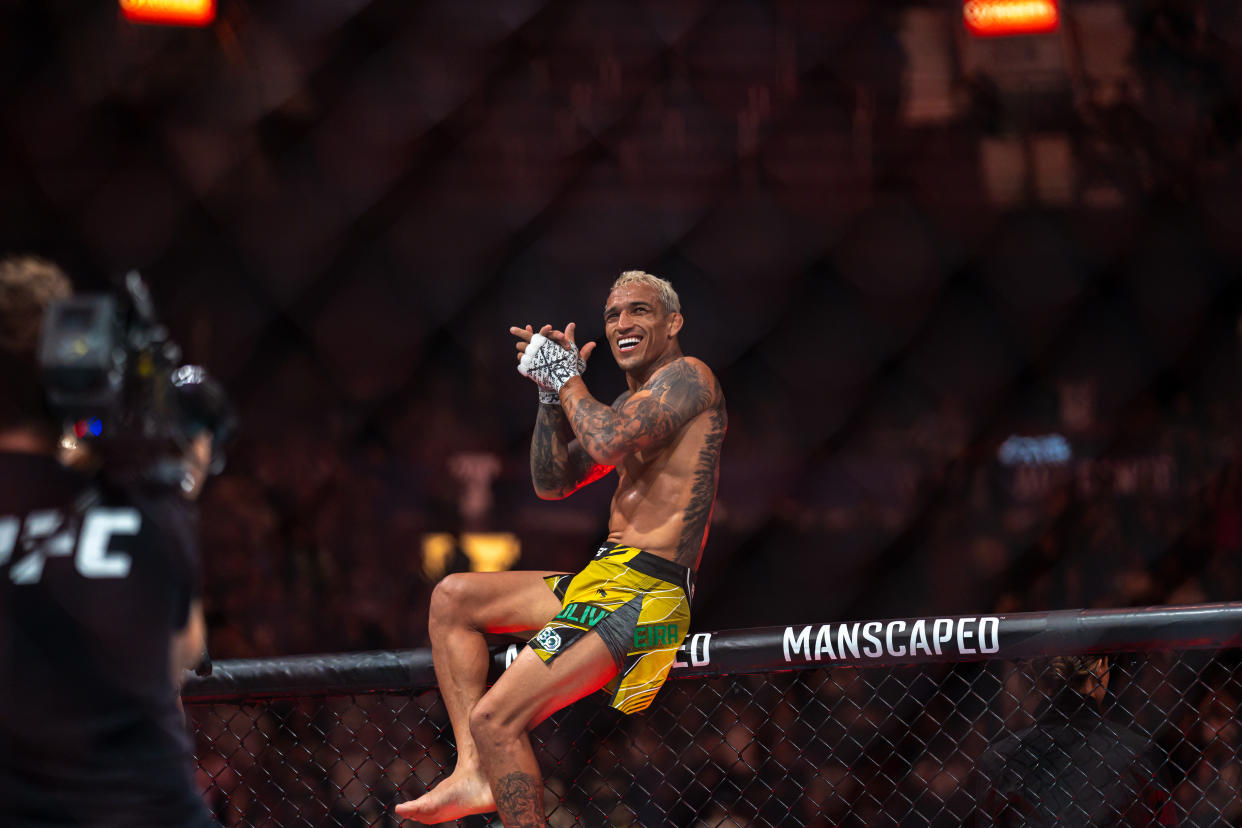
[518,333,586,404]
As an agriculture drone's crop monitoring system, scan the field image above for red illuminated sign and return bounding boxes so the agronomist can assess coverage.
[963,0,1059,36]
[119,0,216,27]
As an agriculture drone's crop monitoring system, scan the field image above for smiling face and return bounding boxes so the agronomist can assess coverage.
[604,282,683,377]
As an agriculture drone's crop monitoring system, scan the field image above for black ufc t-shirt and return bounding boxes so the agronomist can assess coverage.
[0,452,214,827]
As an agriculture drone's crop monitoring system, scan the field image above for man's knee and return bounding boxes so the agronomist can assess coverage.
[468,694,523,749]
[429,573,475,624]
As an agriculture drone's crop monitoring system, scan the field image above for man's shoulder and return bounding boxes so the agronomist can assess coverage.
[635,358,722,423]
[0,451,86,503]
[662,355,715,377]
[645,356,722,398]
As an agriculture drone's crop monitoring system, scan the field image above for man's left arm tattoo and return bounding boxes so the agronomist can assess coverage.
[563,360,714,465]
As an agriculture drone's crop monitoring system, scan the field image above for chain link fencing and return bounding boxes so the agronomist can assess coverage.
[185,604,1242,827]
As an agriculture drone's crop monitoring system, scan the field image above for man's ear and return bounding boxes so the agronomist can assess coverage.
[667,312,684,337]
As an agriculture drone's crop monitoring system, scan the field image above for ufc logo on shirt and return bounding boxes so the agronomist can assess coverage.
[0,507,140,584]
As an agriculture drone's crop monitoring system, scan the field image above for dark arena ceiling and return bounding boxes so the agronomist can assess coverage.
[3,0,1242,653]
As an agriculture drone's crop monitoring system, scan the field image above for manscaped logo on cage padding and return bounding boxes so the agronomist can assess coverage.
[535,628,562,653]
[783,617,1001,663]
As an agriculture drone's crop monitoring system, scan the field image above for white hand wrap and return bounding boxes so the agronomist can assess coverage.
[518,333,586,404]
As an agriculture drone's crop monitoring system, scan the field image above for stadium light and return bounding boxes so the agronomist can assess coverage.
[963,0,1059,37]
[119,0,216,27]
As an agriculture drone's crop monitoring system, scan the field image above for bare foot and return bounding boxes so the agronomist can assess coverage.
[394,770,495,824]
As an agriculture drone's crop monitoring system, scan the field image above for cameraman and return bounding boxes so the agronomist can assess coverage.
[0,256,217,827]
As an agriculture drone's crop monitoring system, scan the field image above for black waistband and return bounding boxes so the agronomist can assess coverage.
[596,543,693,591]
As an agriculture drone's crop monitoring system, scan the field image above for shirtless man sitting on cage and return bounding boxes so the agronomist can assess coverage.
[396,270,727,827]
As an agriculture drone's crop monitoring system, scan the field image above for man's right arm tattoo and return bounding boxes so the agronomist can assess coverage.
[530,403,611,499]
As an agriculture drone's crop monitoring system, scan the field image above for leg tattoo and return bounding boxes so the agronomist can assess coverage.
[493,771,544,827]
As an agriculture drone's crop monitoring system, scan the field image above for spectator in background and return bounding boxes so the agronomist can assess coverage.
[1172,674,1242,824]
[970,654,1177,826]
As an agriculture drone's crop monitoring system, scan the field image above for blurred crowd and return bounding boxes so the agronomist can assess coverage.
[197,337,1242,660]
[148,0,1242,661]
[190,649,1242,826]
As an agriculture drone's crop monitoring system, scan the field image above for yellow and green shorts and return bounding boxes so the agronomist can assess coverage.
[528,543,693,715]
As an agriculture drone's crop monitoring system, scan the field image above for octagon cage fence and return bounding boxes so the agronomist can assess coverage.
[184,602,1242,827]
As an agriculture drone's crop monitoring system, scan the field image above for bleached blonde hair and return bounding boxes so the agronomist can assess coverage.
[612,270,680,315]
